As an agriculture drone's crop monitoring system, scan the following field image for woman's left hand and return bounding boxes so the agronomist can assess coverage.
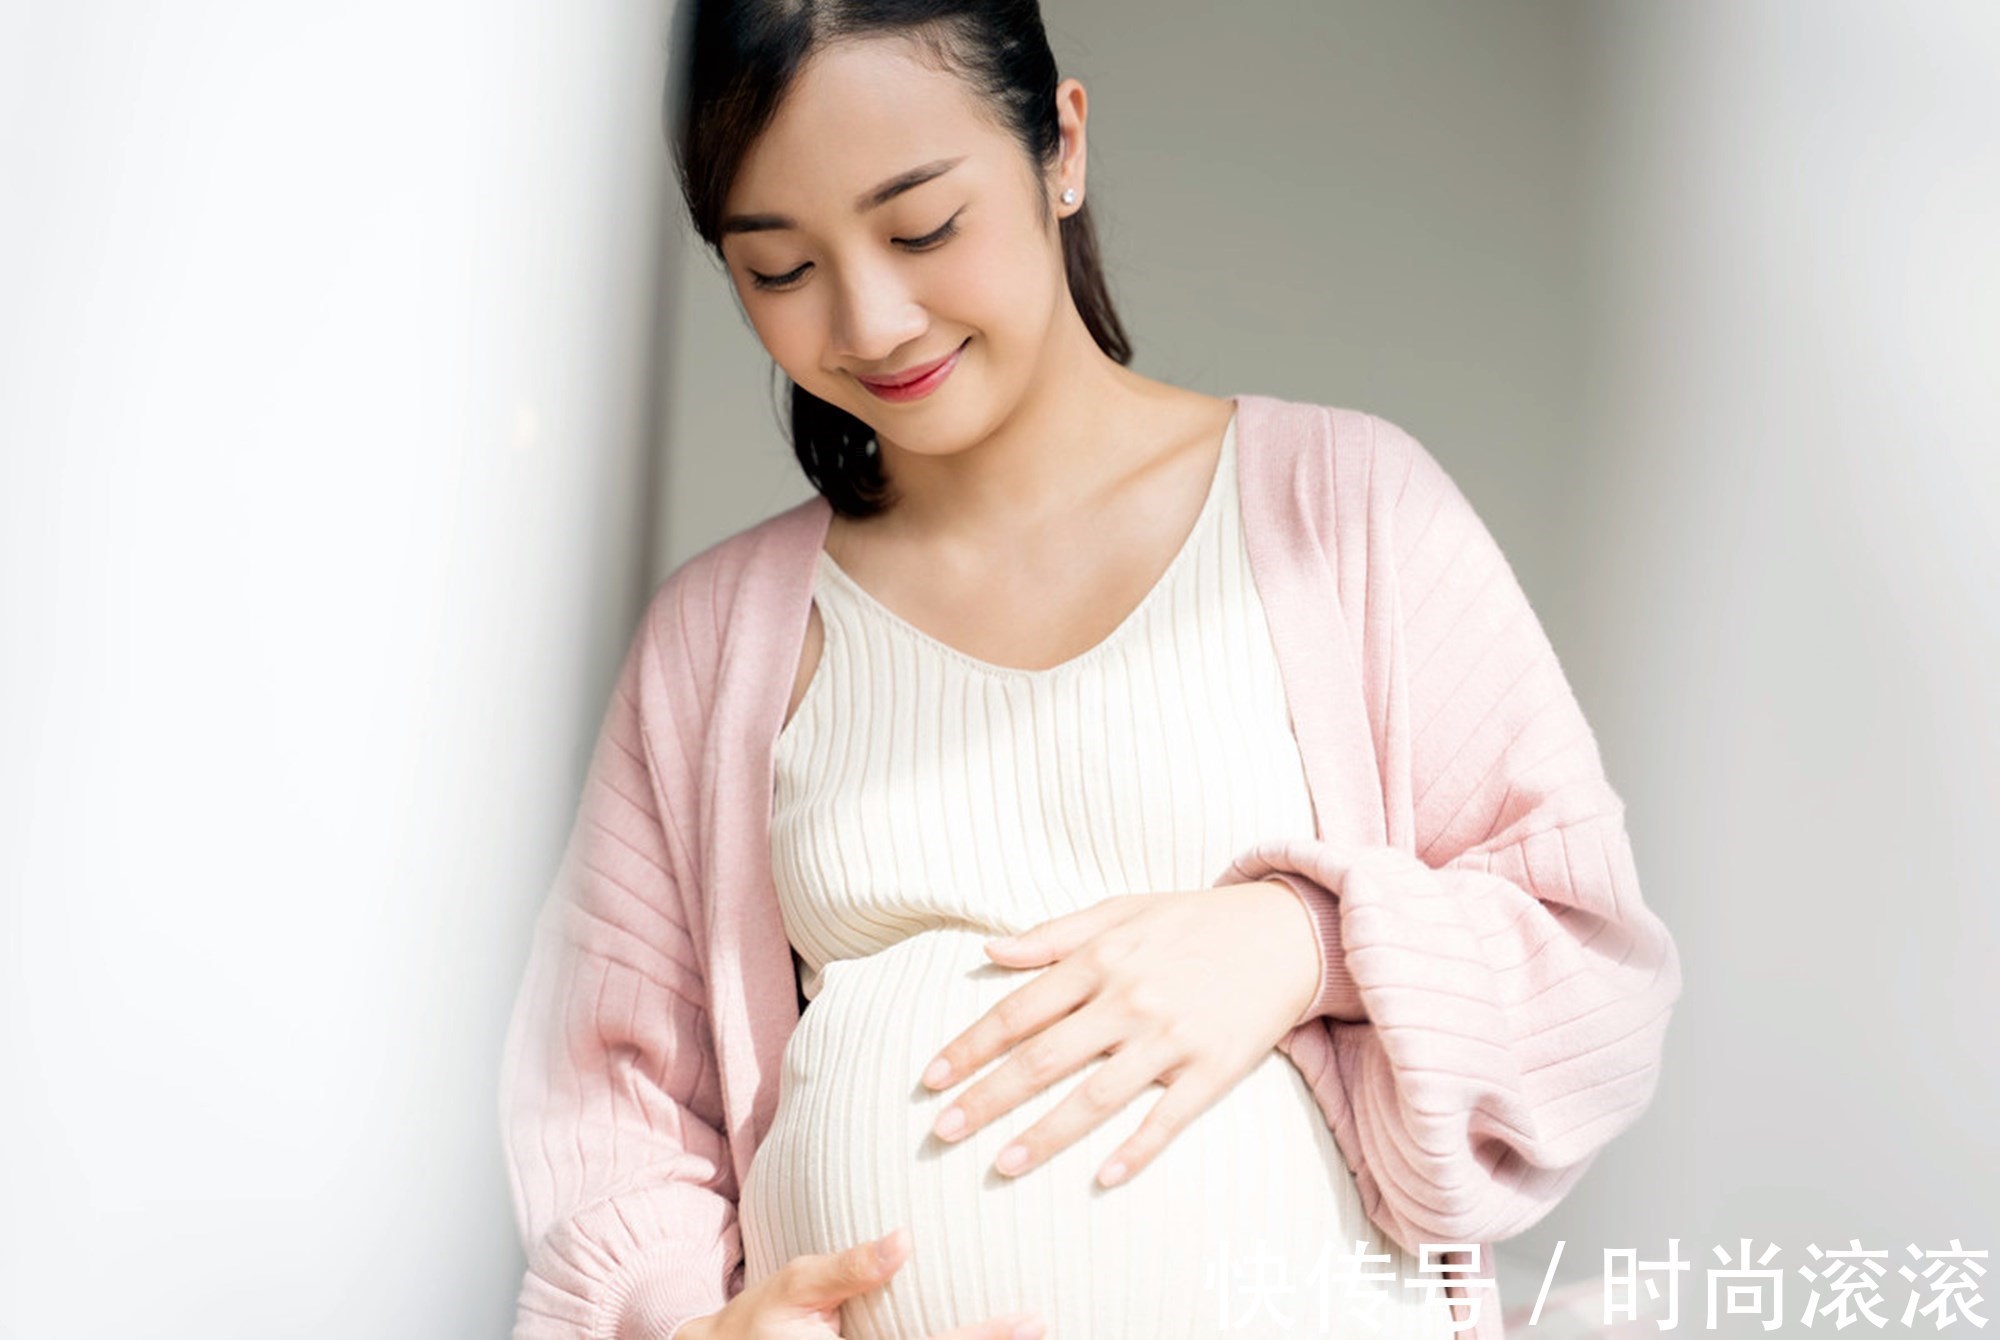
[917,880,1323,1190]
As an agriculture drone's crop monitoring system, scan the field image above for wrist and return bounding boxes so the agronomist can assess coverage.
[1259,874,1365,1024]
[668,1309,726,1340]
[1255,877,1326,1028]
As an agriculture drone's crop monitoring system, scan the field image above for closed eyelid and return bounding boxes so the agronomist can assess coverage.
[900,207,965,244]
[744,208,963,290]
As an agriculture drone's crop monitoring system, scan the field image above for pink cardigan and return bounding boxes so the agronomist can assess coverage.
[498,393,1683,1340]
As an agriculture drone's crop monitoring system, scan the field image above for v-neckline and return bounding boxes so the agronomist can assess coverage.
[814,407,1237,680]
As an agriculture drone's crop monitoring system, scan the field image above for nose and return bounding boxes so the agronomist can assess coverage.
[828,259,928,369]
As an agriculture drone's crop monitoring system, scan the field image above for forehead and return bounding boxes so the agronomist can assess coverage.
[727,36,1007,217]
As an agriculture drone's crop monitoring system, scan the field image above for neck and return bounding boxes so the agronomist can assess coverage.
[865,308,1175,548]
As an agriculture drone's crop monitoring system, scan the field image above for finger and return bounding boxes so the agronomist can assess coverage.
[779,1226,907,1310]
[982,893,1146,966]
[929,1311,1047,1340]
[929,997,1127,1149]
[1091,1058,1224,1189]
[919,953,1099,1094]
[979,1028,1178,1179]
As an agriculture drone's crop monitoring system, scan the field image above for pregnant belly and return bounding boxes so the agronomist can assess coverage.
[739,929,1457,1340]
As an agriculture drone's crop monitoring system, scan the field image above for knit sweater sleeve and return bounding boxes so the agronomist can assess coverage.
[1222,412,1683,1252]
[499,578,742,1340]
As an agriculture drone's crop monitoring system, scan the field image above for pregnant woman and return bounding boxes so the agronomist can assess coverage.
[741,404,1459,1340]
[499,3,1684,1339]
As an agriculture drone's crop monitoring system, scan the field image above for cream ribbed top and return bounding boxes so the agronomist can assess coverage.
[738,412,1457,1339]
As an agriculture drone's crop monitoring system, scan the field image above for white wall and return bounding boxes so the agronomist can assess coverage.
[0,2,677,1336]
[1570,2,2000,1330]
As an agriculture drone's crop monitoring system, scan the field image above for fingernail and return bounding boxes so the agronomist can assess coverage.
[922,1057,951,1088]
[875,1227,901,1267]
[934,1106,966,1140]
[1098,1158,1129,1188]
[995,1143,1029,1175]
[1011,1319,1045,1340]
[985,936,1016,952]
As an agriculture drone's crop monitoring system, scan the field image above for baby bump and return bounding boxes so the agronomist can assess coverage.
[738,929,1458,1339]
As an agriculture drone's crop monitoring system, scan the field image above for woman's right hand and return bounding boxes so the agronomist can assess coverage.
[676,1226,1046,1340]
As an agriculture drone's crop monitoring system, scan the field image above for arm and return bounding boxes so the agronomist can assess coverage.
[1226,413,1684,1251]
[499,587,742,1340]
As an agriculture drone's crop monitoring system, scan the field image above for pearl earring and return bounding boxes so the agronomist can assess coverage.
[1061,188,1077,206]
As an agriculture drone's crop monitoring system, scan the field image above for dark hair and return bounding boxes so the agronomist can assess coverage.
[667,0,1133,518]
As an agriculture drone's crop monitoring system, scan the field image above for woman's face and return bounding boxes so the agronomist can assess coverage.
[718,36,1079,458]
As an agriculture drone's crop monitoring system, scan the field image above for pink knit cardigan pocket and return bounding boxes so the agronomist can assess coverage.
[1222,415,1683,1317]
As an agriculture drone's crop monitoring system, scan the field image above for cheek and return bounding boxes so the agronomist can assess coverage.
[940,235,1052,339]
[743,297,819,372]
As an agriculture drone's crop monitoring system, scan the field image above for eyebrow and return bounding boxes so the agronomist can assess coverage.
[720,156,966,236]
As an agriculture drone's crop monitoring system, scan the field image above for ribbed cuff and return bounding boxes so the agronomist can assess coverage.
[595,1238,733,1340]
[1265,871,1367,1024]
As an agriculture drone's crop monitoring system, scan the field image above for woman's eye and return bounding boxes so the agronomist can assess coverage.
[746,211,962,293]
[897,212,962,250]
[748,263,808,292]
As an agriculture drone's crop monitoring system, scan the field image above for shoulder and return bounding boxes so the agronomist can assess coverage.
[1233,391,1455,536]
[626,494,826,710]
[644,494,823,631]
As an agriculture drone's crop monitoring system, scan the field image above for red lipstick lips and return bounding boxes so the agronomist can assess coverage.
[856,337,968,402]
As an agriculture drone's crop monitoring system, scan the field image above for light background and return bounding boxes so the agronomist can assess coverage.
[2,2,1994,1337]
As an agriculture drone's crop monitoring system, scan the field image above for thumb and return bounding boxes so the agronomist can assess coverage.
[784,1226,907,1310]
